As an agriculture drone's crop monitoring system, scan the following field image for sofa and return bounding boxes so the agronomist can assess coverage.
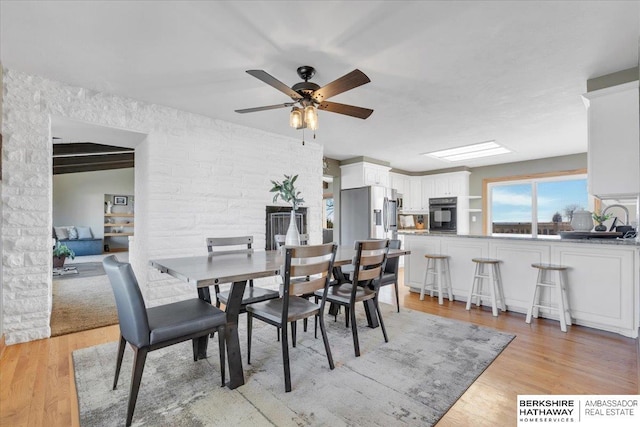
[54,226,103,256]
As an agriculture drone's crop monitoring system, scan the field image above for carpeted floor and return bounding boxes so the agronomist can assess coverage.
[50,273,118,337]
[73,304,515,426]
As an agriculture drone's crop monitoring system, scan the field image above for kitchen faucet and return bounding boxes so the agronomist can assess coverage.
[602,204,630,225]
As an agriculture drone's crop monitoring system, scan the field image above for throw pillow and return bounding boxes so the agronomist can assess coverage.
[76,226,94,240]
[68,227,79,240]
[53,226,71,240]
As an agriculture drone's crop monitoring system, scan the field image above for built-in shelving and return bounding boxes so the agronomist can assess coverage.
[104,195,134,252]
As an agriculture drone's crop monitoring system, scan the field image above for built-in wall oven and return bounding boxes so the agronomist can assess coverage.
[429,197,457,233]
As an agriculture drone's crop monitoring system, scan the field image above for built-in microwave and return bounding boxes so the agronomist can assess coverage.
[429,197,457,233]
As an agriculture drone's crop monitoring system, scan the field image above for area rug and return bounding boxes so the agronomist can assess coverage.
[73,304,515,426]
[50,274,118,337]
[53,262,106,280]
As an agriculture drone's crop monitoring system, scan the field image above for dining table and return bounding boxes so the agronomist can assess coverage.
[149,244,411,389]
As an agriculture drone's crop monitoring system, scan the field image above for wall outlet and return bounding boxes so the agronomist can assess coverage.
[471,215,477,222]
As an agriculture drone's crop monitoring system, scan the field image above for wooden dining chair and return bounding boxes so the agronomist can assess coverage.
[375,239,402,312]
[246,243,338,392]
[206,236,280,345]
[274,232,311,339]
[316,239,390,357]
[103,255,227,427]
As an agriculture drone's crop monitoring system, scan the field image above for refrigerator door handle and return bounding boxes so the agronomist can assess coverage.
[383,197,389,233]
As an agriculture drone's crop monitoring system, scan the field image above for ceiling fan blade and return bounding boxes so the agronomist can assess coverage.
[246,70,303,100]
[312,69,371,102]
[317,101,373,119]
[235,103,294,114]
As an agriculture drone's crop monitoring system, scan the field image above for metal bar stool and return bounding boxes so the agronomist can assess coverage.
[465,258,506,316]
[526,263,572,332]
[420,254,453,304]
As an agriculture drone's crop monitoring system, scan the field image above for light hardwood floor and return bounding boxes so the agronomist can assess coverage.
[0,270,638,426]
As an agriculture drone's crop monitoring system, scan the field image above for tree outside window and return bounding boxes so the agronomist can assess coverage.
[490,175,588,238]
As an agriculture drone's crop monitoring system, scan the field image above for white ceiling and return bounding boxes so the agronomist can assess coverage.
[1,1,638,172]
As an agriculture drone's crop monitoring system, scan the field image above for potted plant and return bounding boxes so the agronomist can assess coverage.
[53,241,75,268]
[270,174,305,245]
[592,211,612,232]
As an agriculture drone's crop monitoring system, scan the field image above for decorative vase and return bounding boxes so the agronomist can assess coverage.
[285,210,301,246]
[594,223,607,232]
[570,209,593,232]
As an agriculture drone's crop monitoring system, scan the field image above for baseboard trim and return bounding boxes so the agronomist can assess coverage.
[0,334,6,360]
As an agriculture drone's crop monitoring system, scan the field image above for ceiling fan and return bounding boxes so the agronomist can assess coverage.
[235,66,373,131]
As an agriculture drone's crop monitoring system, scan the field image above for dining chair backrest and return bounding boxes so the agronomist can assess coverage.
[275,234,309,248]
[352,239,390,285]
[274,234,286,249]
[282,243,337,299]
[384,239,401,274]
[103,255,150,348]
[206,236,253,255]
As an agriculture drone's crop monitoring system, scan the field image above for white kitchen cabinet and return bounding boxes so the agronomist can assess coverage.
[389,172,409,195]
[422,171,470,200]
[421,176,436,203]
[406,176,425,211]
[583,81,640,198]
[340,162,391,189]
[401,233,640,338]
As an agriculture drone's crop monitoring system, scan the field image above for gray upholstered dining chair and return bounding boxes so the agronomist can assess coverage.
[103,255,227,427]
[375,239,402,312]
[206,236,280,343]
[246,243,337,392]
[316,239,390,357]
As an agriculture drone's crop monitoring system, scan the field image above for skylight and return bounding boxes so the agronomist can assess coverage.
[424,141,511,162]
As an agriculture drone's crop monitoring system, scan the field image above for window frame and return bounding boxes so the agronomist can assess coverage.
[482,168,590,237]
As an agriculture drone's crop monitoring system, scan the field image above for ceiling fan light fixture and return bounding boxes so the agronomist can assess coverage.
[290,107,304,129]
[304,105,318,130]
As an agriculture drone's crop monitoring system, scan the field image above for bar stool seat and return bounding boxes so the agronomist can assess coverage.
[526,263,572,332]
[466,258,506,316]
[420,254,453,305]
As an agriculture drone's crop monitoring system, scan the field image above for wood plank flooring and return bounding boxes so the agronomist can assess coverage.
[0,270,637,426]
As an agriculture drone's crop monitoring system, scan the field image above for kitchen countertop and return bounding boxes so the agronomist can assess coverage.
[398,230,640,246]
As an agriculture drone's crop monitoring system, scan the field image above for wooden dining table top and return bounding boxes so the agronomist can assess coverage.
[149,246,410,287]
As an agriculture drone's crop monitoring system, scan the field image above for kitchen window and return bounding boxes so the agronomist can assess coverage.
[487,172,589,238]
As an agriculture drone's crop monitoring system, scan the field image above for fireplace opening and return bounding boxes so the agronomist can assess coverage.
[265,206,307,250]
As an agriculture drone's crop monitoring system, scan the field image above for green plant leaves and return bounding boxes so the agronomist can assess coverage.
[269,174,304,210]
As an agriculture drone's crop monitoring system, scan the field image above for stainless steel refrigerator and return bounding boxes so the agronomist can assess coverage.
[340,186,398,245]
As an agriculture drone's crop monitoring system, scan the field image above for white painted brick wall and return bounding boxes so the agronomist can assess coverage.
[2,68,323,344]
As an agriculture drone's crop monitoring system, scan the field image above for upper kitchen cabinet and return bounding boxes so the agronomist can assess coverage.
[583,81,640,198]
[389,172,410,195]
[422,171,470,200]
[406,176,425,211]
[340,161,391,189]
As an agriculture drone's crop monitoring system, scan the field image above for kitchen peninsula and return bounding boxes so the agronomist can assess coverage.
[401,232,639,338]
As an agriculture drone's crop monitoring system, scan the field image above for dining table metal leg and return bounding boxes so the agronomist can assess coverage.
[195,281,246,389]
[194,287,212,359]
[224,280,247,390]
[363,300,379,328]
